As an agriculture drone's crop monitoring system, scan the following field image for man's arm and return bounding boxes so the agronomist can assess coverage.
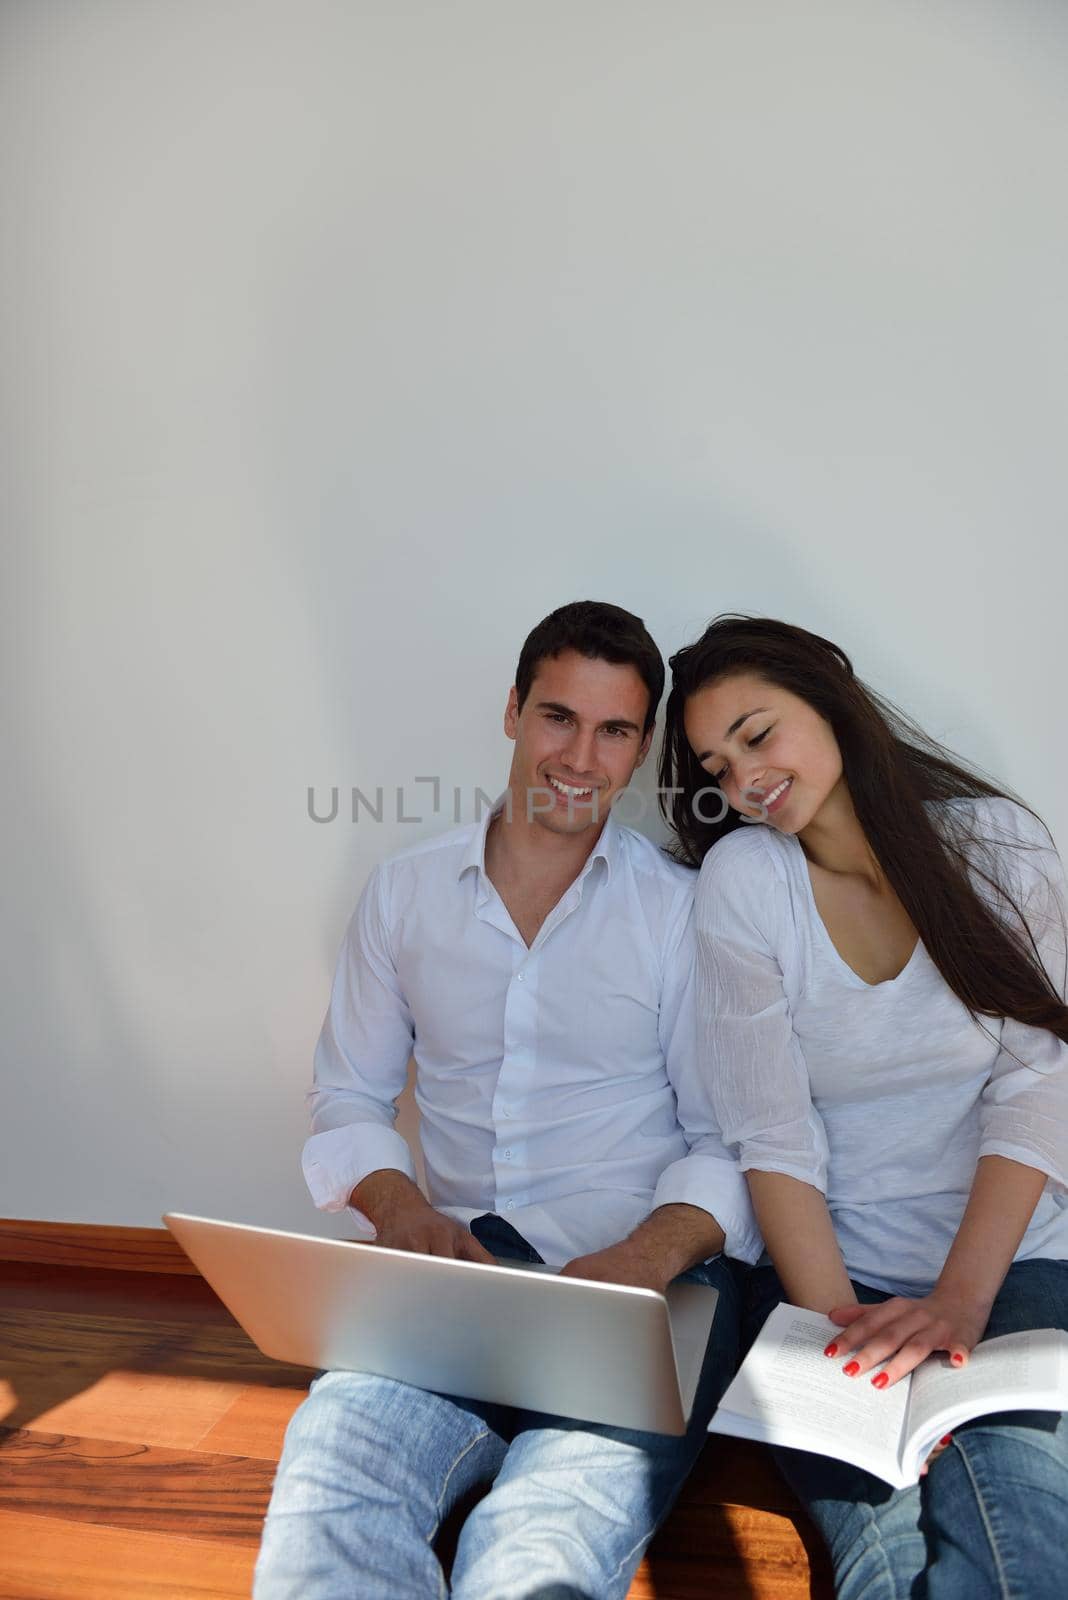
[561,893,760,1290]
[306,867,495,1264]
[301,865,420,1220]
[559,1201,724,1293]
[648,897,763,1263]
[350,1169,494,1264]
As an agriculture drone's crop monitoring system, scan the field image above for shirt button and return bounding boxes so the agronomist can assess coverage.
[516,971,525,983]
[501,1149,513,1160]
[504,1199,516,1211]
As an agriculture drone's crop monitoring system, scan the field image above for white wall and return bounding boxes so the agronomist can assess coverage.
[3,0,1066,1233]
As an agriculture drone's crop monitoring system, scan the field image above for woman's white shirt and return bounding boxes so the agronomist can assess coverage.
[695,795,1068,1298]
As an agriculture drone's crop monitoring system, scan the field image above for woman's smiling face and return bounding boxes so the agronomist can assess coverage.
[682,671,844,832]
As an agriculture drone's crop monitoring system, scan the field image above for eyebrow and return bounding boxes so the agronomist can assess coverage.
[695,707,770,764]
[535,700,643,734]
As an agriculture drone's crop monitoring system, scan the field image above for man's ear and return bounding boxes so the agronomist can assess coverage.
[634,723,654,768]
[504,686,519,740]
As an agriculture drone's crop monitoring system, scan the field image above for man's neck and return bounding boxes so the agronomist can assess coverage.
[484,786,609,891]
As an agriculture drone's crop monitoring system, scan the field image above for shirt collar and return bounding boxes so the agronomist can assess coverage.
[458,792,621,885]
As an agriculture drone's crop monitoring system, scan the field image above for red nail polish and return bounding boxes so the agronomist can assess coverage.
[951,1353,964,1367]
[824,1342,839,1358]
[940,1435,953,1447]
[871,1371,889,1389]
[843,1360,860,1377]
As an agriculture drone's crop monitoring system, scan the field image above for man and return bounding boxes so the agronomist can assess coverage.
[253,600,759,1600]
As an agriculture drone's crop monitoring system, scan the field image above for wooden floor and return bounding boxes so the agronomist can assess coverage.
[0,1259,833,1598]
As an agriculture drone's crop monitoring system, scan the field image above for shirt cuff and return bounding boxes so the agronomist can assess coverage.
[738,1152,828,1195]
[651,1153,764,1264]
[301,1123,418,1213]
[977,1138,1067,1193]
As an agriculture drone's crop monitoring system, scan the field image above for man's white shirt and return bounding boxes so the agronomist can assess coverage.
[303,802,760,1268]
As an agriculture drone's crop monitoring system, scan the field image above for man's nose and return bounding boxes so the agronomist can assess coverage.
[562,726,597,774]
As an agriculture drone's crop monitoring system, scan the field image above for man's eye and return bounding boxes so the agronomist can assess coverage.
[548,712,570,724]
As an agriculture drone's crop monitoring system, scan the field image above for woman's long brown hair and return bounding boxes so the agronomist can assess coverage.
[659,615,1068,1044]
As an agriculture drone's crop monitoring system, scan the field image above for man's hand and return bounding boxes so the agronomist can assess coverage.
[825,1289,991,1389]
[349,1169,495,1265]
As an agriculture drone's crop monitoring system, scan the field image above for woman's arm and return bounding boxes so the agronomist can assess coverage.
[697,844,856,1305]
[695,838,853,1304]
[828,1154,1047,1386]
[748,1171,856,1312]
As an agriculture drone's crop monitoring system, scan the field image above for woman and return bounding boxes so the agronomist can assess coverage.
[660,615,1068,1600]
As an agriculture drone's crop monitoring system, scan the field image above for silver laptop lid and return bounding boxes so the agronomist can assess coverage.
[163,1212,717,1435]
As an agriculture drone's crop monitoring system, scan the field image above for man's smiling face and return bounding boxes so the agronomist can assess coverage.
[503,649,653,836]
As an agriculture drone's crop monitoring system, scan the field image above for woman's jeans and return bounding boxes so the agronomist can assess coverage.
[253,1214,745,1600]
[745,1256,1068,1600]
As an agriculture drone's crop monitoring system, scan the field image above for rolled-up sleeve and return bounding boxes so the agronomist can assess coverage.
[978,804,1068,1190]
[301,863,419,1219]
[652,895,763,1264]
[695,833,829,1192]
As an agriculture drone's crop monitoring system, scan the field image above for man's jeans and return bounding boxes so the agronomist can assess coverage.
[253,1214,744,1600]
[745,1256,1068,1600]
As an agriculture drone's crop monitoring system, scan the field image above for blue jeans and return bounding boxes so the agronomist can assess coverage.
[745,1257,1068,1600]
[253,1214,746,1599]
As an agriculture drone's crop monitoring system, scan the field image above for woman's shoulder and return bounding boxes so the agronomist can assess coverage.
[929,793,1055,852]
[694,824,793,926]
[929,794,1060,897]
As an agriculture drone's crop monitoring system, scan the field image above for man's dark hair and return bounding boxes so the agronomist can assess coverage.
[514,601,664,736]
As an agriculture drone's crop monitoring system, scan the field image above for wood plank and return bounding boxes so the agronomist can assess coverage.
[1,1427,274,1548]
[638,1500,833,1599]
[0,1308,312,1443]
[0,1221,196,1275]
[0,1425,274,1543]
[0,1261,238,1325]
[24,1367,254,1452]
[0,1507,256,1599]
[197,1385,308,1461]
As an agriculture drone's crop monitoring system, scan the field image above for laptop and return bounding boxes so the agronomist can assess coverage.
[163,1212,719,1435]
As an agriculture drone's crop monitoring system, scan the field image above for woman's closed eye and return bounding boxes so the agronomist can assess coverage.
[711,726,772,784]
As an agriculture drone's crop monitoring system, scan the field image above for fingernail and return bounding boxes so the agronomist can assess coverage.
[940,1435,953,1447]
[951,1353,965,1367]
[920,1463,929,1477]
[824,1342,839,1358]
[871,1371,889,1389]
[843,1360,860,1377]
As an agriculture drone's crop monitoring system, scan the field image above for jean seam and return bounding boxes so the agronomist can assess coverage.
[851,1497,900,1600]
[427,1426,497,1600]
[433,1425,494,1529]
[951,1440,1013,1600]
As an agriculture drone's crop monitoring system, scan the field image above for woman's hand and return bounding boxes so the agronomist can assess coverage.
[824,1290,991,1389]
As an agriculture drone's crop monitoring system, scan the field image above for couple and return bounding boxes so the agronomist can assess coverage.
[254,601,1068,1600]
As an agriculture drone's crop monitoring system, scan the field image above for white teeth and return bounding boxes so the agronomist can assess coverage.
[548,776,593,798]
[764,778,791,805]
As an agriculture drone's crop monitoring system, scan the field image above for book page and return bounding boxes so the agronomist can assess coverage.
[905,1328,1068,1467]
[713,1303,909,1476]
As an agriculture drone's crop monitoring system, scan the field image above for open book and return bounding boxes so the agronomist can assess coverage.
[709,1302,1068,1489]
